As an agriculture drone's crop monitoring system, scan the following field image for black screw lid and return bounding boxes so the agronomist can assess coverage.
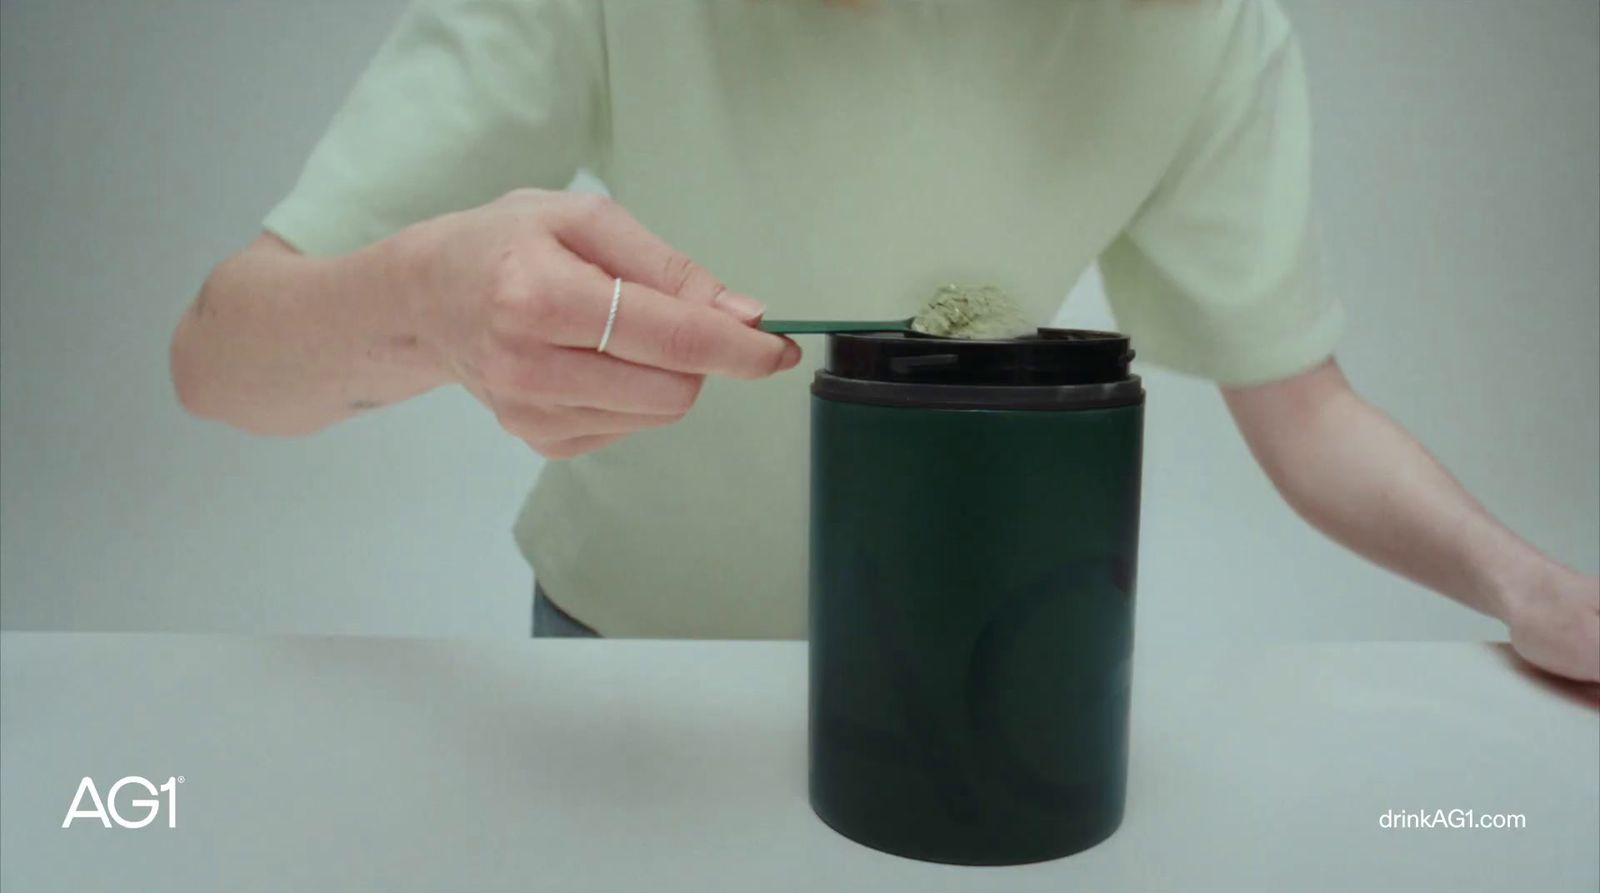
[813,328,1143,411]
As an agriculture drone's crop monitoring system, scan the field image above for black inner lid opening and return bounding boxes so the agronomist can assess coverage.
[823,328,1134,387]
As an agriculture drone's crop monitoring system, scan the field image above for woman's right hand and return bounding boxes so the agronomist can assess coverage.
[397,189,800,458]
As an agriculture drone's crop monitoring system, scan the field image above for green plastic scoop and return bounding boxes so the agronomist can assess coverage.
[757,318,915,335]
[756,285,1036,340]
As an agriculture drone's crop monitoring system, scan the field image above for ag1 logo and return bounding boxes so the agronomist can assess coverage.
[61,776,183,829]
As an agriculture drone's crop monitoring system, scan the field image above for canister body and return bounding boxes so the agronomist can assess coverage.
[809,395,1143,865]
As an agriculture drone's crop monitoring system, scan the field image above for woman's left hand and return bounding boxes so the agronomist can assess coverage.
[1505,567,1600,683]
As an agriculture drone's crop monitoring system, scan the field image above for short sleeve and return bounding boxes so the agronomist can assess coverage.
[1099,2,1342,385]
[263,0,608,257]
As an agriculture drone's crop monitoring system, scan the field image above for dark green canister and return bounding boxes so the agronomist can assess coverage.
[808,328,1145,865]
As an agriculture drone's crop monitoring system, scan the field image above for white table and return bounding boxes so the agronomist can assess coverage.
[1,634,1595,892]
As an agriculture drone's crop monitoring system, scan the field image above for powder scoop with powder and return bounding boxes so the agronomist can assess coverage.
[910,285,1035,339]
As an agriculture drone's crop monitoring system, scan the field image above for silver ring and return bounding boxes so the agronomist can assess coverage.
[597,277,621,354]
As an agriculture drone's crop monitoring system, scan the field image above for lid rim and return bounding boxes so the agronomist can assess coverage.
[812,371,1145,411]
[821,327,1138,395]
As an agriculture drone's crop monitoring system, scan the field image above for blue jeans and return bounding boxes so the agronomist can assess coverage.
[532,583,601,638]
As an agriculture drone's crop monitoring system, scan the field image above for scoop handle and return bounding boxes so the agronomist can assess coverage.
[756,318,913,335]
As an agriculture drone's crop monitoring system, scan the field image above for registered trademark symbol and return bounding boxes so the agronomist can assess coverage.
[176,776,185,783]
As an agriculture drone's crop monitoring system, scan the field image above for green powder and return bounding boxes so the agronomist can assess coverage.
[909,284,1035,339]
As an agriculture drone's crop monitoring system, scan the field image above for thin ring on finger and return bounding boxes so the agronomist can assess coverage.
[596,277,621,354]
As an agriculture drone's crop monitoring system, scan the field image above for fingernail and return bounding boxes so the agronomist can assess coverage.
[780,340,802,369]
[713,291,766,322]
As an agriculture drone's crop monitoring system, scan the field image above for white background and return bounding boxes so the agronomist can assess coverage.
[2,0,1596,639]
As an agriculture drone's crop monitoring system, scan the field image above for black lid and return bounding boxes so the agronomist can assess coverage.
[812,328,1144,411]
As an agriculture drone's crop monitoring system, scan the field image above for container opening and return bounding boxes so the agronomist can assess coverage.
[823,328,1134,388]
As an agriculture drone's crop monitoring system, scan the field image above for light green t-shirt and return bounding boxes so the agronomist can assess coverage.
[265,0,1342,638]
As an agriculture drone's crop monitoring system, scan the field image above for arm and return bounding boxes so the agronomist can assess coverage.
[170,190,796,455]
[1223,358,1600,682]
[170,232,447,436]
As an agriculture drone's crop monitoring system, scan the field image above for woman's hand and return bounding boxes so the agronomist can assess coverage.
[399,188,800,458]
[1505,567,1600,683]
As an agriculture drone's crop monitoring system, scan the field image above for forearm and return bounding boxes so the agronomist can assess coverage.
[1225,363,1556,621]
[170,231,447,435]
